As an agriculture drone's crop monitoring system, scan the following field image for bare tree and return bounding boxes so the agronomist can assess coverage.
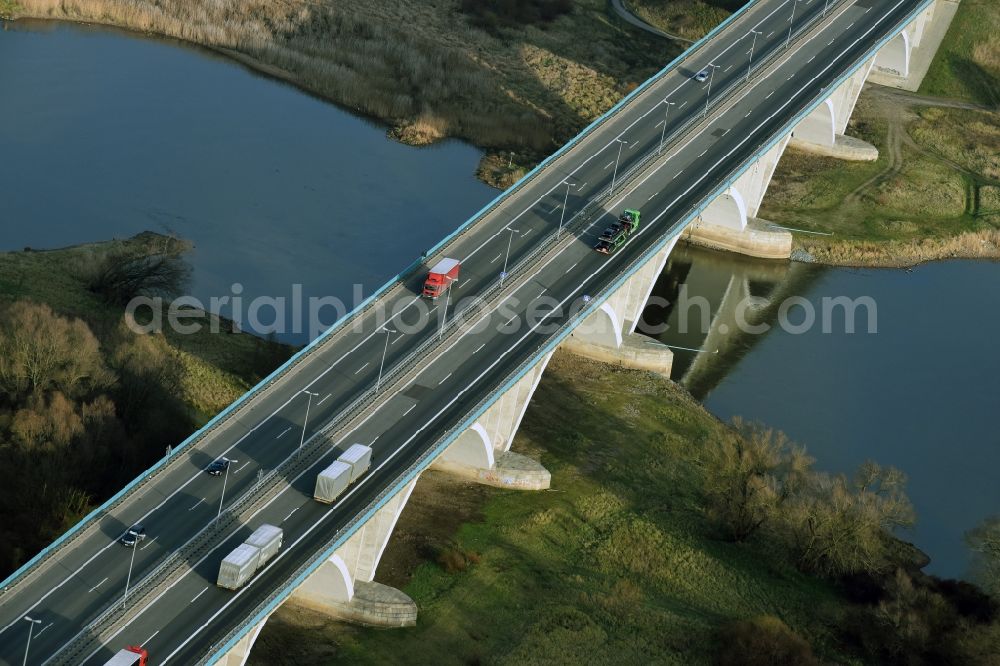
[785,461,914,577]
[0,301,114,403]
[701,418,812,542]
[967,516,1000,598]
[84,244,191,306]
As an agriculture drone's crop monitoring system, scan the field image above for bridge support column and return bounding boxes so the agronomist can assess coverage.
[683,136,794,259]
[562,238,676,375]
[869,0,958,92]
[432,353,553,490]
[216,612,273,666]
[290,477,419,627]
[789,57,879,161]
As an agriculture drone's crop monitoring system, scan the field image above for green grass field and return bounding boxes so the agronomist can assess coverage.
[919,0,1000,107]
[0,236,294,418]
[251,353,856,665]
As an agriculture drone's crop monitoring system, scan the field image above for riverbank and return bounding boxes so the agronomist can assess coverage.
[760,85,1000,267]
[7,0,671,187]
[250,352,1000,664]
[0,234,295,575]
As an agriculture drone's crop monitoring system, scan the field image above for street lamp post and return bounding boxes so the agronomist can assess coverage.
[823,0,830,16]
[786,0,803,48]
[438,288,451,340]
[299,390,319,450]
[747,30,762,82]
[218,458,238,518]
[703,64,721,117]
[122,539,138,610]
[22,616,41,666]
[658,99,676,154]
[610,138,629,193]
[557,180,575,240]
[500,227,519,287]
[376,328,396,393]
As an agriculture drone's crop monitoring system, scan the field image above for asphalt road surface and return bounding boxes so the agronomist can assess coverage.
[0,0,930,662]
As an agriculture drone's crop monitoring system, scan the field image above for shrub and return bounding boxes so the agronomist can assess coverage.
[716,615,819,666]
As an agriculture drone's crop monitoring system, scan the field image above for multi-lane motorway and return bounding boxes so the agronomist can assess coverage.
[0,0,931,662]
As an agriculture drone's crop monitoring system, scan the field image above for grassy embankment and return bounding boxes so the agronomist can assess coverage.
[251,353,1000,665]
[627,0,1000,267]
[10,0,672,187]
[0,235,290,418]
[628,0,739,41]
[252,353,851,665]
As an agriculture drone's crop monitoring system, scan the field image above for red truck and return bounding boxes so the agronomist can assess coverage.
[422,258,460,299]
[104,646,148,666]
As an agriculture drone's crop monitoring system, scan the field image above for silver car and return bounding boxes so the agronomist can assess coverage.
[694,68,711,82]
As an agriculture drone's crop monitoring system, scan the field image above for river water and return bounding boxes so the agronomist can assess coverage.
[643,244,1000,579]
[2,20,996,579]
[0,19,496,344]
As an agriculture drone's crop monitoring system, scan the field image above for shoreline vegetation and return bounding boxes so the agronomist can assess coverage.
[5,0,999,268]
[7,0,671,188]
[0,235,295,574]
[251,353,1000,664]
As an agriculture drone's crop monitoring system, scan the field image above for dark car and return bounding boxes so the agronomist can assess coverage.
[120,524,146,547]
[599,222,623,242]
[205,458,231,476]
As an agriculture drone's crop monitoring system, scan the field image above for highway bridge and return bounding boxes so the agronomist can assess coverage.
[0,0,952,662]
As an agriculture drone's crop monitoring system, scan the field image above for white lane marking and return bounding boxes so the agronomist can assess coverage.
[767,30,775,37]
[188,499,204,512]
[371,434,381,444]
[765,90,775,99]
[679,100,688,108]
[141,630,158,647]
[354,362,370,375]
[88,577,107,593]
[698,149,708,157]
[538,288,546,298]
[403,405,416,417]
[317,393,332,406]
[723,64,733,72]
[438,373,452,385]
[808,55,816,63]
[829,38,835,45]
[35,622,53,637]
[37,0,869,648]
[490,253,501,263]
[284,507,300,522]
[234,461,250,474]
[603,161,614,169]
[576,182,587,190]
[276,427,292,439]
[139,536,158,551]
[191,587,208,603]
[654,119,665,128]
[390,334,404,346]
[473,343,486,354]
[788,73,795,80]
[746,110,752,117]
[648,194,657,201]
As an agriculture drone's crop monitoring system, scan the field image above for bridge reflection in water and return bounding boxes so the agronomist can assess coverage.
[638,243,823,399]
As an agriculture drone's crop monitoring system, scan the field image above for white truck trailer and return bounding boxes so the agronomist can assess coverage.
[217,543,261,590]
[245,524,283,567]
[314,460,352,504]
[338,444,373,482]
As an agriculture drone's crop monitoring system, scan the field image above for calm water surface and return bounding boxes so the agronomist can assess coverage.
[645,245,1000,579]
[0,19,496,343]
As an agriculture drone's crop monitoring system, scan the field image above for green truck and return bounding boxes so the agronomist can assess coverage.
[594,209,640,255]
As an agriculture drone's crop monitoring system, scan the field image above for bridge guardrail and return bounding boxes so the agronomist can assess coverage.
[0,0,778,598]
[200,0,937,659]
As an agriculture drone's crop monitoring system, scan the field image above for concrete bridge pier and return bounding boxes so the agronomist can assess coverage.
[789,56,879,161]
[431,352,553,490]
[217,612,273,666]
[869,0,958,91]
[682,136,794,259]
[289,477,420,627]
[562,238,677,374]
